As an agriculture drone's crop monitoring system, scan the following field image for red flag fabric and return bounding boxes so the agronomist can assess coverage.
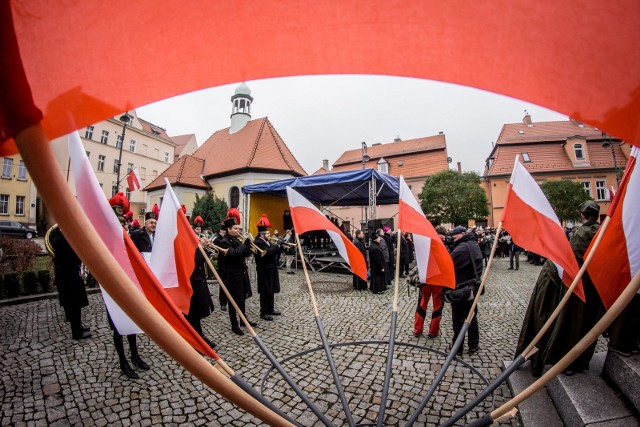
[286,186,367,280]
[68,131,215,357]
[150,179,198,314]
[152,203,160,220]
[586,147,640,309]
[501,156,585,301]
[127,167,141,192]
[397,176,455,289]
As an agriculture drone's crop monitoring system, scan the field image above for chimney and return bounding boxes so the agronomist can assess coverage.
[457,161,462,173]
[394,135,402,142]
[523,110,532,125]
[322,159,329,171]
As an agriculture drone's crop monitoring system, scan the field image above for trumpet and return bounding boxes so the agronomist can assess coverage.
[239,233,267,257]
[197,234,229,256]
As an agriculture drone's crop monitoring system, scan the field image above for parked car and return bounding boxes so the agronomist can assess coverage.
[0,220,38,239]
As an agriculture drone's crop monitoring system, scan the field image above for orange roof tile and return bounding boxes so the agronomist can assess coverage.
[495,120,603,145]
[192,117,306,178]
[145,155,210,191]
[171,134,195,156]
[137,118,174,144]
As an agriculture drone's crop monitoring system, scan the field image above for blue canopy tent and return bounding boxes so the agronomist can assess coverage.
[241,169,399,235]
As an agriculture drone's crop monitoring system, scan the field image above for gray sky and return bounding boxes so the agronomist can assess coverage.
[137,75,567,175]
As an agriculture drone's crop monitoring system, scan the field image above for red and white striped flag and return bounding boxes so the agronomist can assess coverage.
[127,167,142,192]
[286,186,368,280]
[398,176,455,289]
[586,147,640,309]
[68,131,215,356]
[501,156,585,301]
[150,179,198,314]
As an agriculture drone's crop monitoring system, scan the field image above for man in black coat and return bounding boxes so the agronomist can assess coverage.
[217,217,256,335]
[212,223,228,311]
[185,243,216,348]
[130,212,157,256]
[449,226,484,355]
[253,218,285,321]
[49,226,91,340]
[368,234,386,294]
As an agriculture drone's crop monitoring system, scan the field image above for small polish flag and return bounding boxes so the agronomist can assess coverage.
[127,167,141,192]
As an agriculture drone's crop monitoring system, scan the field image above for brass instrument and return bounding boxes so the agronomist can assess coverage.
[239,233,267,257]
[44,223,58,257]
[198,233,229,256]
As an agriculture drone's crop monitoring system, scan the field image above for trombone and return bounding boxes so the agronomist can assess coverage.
[198,234,228,256]
[239,233,267,257]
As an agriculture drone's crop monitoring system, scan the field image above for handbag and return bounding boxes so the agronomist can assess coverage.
[442,285,473,303]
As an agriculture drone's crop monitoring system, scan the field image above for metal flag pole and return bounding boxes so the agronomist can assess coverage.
[197,244,333,427]
[405,224,502,426]
[441,216,612,426]
[375,229,403,426]
[294,233,356,427]
[467,267,640,427]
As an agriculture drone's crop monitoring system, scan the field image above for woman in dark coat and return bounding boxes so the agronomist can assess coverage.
[368,234,386,294]
[185,245,216,348]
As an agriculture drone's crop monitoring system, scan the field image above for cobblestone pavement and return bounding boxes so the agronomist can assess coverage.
[0,256,604,426]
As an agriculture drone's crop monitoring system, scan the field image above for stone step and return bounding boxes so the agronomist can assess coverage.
[547,352,639,426]
[602,351,640,414]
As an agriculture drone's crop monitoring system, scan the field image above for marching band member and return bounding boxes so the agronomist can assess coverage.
[253,214,285,321]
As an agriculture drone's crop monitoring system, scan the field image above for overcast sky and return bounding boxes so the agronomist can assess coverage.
[137,75,568,175]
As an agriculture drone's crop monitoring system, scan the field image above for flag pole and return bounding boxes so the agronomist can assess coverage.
[16,125,294,427]
[294,233,356,427]
[197,245,333,427]
[467,267,640,426]
[442,216,612,426]
[375,229,402,427]
[405,223,502,426]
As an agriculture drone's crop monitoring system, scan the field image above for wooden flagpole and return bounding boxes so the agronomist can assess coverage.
[16,124,293,427]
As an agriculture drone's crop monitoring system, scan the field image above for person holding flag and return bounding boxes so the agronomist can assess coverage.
[516,200,604,376]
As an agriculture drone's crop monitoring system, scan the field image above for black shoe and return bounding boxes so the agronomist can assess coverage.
[563,369,577,376]
[270,310,281,316]
[131,354,150,370]
[120,361,139,379]
[413,332,420,337]
[72,330,92,340]
[241,320,258,327]
[81,323,90,332]
[427,334,437,339]
[220,305,228,312]
[232,326,244,336]
[469,346,479,354]
[203,337,216,349]
[508,267,514,270]
[608,344,632,357]
[260,314,274,321]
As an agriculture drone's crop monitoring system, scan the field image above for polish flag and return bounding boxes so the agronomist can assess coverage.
[501,156,585,301]
[586,147,640,309]
[68,132,215,357]
[286,186,367,280]
[150,179,198,314]
[397,176,455,289]
[127,167,141,192]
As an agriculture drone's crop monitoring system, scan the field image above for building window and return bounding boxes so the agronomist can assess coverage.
[129,139,136,153]
[101,130,109,144]
[113,159,119,174]
[17,161,27,180]
[164,152,170,163]
[116,134,123,149]
[581,181,592,197]
[596,180,607,200]
[111,185,118,197]
[377,158,389,174]
[2,158,12,178]
[125,188,131,200]
[574,143,585,160]
[85,126,94,140]
[152,170,158,178]
[229,186,240,209]
[522,152,531,162]
[97,155,105,172]
[140,167,146,180]
[0,195,9,214]
[127,163,133,174]
[15,196,25,216]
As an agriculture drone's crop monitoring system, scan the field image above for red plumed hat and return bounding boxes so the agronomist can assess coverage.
[108,192,130,216]
[194,215,204,226]
[124,211,134,221]
[152,203,160,219]
[131,219,141,228]
[256,213,271,227]
[226,208,241,225]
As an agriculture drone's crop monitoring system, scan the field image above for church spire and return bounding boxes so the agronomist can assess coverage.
[230,82,253,134]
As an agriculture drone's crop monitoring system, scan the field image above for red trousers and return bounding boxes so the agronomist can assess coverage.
[413,285,443,337]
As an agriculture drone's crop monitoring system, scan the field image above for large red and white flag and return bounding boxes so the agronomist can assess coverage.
[286,186,368,280]
[586,147,640,309]
[127,167,141,192]
[150,179,197,314]
[501,156,585,301]
[397,176,455,289]
[68,132,215,357]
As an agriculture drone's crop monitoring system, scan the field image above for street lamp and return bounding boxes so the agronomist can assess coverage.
[601,132,620,186]
[361,141,370,169]
[115,113,131,192]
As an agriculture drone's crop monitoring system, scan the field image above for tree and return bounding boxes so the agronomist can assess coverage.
[418,170,489,226]
[540,180,592,224]
[191,191,228,232]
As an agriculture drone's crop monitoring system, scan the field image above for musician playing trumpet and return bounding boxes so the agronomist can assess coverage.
[217,208,257,335]
[253,214,286,321]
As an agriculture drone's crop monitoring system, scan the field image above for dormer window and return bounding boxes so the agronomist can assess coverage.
[574,143,585,160]
[522,152,531,162]
[518,130,525,134]
[378,157,389,174]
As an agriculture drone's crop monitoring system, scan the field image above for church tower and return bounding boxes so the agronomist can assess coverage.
[229,82,253,134]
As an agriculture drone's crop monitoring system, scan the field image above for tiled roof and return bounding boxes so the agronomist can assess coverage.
[193,117,307,178]
[145,155,210,191]
[171,134,195,156]
[332,135,449,178]
[137,118,174,144]
[486,119,627,177]
[312,167,329,175]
